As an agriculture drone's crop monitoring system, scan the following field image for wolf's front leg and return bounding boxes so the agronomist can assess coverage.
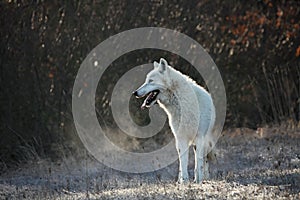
[176,140,189,183]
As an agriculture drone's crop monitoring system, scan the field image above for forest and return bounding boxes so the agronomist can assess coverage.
[0,1,299,199]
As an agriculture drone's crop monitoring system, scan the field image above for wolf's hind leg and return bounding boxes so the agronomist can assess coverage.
[193,142,204,183]
[203,153,210,179]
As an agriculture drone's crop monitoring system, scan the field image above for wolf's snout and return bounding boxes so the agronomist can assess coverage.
[132,90,139,97]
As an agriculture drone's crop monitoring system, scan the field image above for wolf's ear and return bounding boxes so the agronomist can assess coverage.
[159,58,168,67]
[158,58,168,73]
[153,61,159,69]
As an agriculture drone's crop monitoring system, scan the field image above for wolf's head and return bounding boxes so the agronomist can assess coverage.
[133,58,172,109]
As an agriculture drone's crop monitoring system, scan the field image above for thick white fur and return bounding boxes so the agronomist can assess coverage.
[135,58,216,183]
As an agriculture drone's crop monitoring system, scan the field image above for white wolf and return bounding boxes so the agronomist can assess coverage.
[133,58,216,183]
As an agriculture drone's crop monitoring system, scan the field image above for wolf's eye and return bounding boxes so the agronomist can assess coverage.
[149,79,153,83]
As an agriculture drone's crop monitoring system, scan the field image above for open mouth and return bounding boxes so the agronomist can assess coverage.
[141,90,160,109]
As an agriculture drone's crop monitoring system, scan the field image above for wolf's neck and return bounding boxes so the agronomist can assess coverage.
[158,96,181,132]
[158,72,194,131]
[158,91,180,115]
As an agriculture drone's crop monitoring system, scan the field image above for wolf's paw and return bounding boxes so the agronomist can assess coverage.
[177,177,189,184]
[193,177,203,184]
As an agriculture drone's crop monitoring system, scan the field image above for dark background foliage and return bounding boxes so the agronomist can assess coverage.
[0,0,299,169]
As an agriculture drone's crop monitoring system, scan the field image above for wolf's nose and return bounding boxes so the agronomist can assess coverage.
[132,90,138,97]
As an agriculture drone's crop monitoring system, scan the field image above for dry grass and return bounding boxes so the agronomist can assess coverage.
[0,127,299,199]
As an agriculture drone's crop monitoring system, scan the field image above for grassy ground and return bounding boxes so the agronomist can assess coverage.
[0,127,299,199]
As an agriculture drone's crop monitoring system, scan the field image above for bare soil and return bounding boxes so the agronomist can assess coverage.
[0,127,299,199]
